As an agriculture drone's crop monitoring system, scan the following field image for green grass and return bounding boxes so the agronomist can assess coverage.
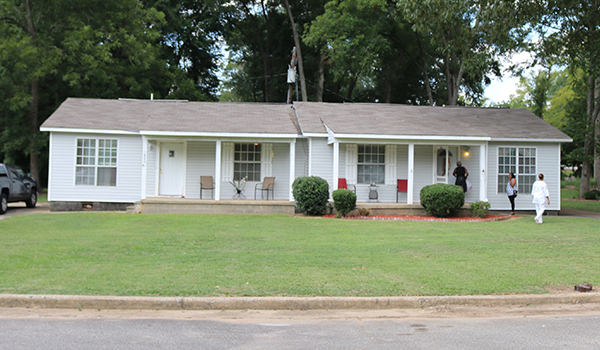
[1,213,598,297]
[561,188,600,212]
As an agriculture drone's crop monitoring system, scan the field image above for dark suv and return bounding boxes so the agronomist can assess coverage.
[0,164,38,214]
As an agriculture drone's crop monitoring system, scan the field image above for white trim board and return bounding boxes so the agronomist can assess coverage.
[41,127,138,135]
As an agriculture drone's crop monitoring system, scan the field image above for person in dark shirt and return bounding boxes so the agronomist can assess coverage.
[452,161,469,192]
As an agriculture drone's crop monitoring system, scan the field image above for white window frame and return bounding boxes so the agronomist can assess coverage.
[357,144,386,184]
[496,146,537,194]
[74,137,119,187]
[233,143,261,181]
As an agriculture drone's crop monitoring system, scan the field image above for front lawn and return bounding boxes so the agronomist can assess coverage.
[0,213,598,296]
[561,188,600,212]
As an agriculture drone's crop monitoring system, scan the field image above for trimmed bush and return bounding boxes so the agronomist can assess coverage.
[583,189,600,200]
[470,201,491,218]
[332,189,357,218]
[420,184,465,217]
[292,176,330,215]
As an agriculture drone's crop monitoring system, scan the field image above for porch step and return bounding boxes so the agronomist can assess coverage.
[140,198,296,215]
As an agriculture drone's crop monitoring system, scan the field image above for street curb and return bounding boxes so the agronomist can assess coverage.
[1,293,599,311]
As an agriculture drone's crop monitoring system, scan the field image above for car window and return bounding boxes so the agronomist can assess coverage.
[0,166,6,176]
[16,168,25,178]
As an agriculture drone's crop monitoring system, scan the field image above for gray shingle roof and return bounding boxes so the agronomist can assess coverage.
[293,102,571,140]
[42,98,300,135]
[41,98,571,141]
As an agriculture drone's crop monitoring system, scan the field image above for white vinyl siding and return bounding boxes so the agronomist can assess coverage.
[488,142,559,211]
[185,141,215,198]
[309,138,334,193]
[49,132,142,202]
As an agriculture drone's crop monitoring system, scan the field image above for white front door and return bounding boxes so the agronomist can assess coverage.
[159,142,185,196]
[433,146,458,184]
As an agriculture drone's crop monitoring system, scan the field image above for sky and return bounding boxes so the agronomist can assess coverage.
[482,50,540,105]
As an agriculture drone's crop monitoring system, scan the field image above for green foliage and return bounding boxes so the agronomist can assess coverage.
[420,184,465,217]
[332,189,357,218]
[292,176,330,216]
[470,201,491,218]
[583,190,600,201]
[396,0,531,105]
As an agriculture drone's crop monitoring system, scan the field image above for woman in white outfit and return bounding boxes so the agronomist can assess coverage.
[531,173,550,224]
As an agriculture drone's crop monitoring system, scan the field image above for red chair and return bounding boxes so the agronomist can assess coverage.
[396,179,408,202]
[338,178,356,193]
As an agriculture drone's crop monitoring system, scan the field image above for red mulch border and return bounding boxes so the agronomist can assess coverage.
[323,214,515,222]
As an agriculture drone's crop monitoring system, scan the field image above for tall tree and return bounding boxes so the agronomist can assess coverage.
[396,0,531,105]
[283,0,307,101]
[304,0,427,103]
[535,0,600,196]
[0,0,198,184]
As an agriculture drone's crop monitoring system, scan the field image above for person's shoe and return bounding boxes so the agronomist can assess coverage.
[510,212,515,215]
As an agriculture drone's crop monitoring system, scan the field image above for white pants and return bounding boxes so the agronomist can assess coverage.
[535,202,546,223]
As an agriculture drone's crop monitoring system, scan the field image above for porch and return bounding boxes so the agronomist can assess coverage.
[328,141,489,204]
[141,136,304,202]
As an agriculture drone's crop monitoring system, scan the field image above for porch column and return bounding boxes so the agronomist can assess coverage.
[215,140,221,201]
[289,140,296,201]
[479,143,487,201]
[407,143,415,204]
[140,136,148,200]
[332,141,339,190]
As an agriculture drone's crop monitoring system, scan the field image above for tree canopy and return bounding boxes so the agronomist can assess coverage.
[0,0,598,193]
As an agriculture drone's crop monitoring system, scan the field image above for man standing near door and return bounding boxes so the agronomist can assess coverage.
[531,173,550,224]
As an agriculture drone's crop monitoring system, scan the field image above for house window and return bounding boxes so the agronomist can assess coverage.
[76,138,118,186]
[357,144,385,184]
[234,143,261,181]
[497,147,536,193]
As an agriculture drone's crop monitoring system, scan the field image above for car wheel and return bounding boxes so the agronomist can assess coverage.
[0,192,7,215]
[25,190,37,208]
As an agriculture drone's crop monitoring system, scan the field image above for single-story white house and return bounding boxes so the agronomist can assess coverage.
[40,98,571,212]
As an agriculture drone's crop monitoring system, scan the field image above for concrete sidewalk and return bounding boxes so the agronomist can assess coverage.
[1,293,599,311]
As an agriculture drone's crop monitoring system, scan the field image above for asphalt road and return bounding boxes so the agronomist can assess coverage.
[1,314,599,350]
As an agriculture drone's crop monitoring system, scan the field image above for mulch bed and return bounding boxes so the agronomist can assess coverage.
[323,214,514,222]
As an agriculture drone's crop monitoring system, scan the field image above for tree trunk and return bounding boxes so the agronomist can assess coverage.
[580,75,597,197]
[29,79,40,183]
[24,0,39,182]
[424,69,433,106]
[283,0,307,102]
[416,34,433,105]
[317,52,324,102]
[346,76,357,101]
[595,76,600,179]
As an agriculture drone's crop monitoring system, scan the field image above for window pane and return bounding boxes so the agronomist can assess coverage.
[357,144,385,184]
[233,143,261,181]
[97,167,116,186]
[76,167,95,185]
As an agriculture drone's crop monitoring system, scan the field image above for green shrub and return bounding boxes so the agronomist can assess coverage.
[292,176,330,215]
[332,189,357,218]
[420,184,465,217]
[583,189,600,200]
[470,201,491,218]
